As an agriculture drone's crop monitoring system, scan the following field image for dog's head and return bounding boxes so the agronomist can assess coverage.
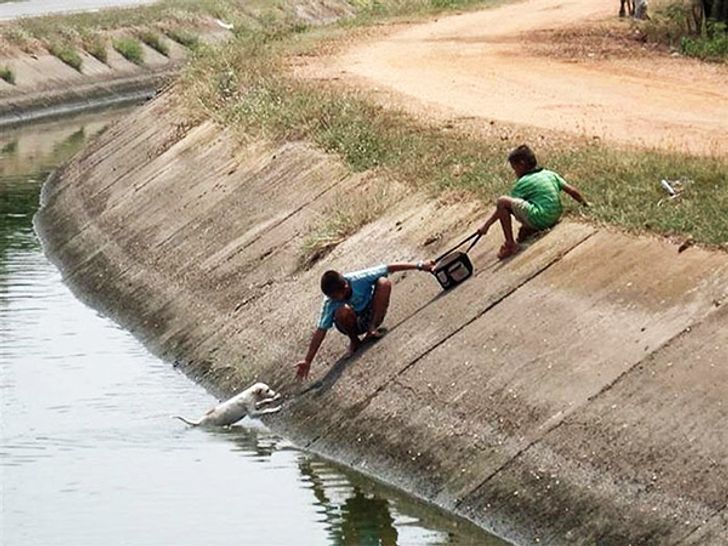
[250,382,280,404]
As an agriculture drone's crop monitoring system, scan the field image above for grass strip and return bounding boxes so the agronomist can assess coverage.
[164,28,200,50]
[300,183,400,267]
[48,42,83,71]
[81,32,108,63]
[138,30,170,56]
[113,36,144,64]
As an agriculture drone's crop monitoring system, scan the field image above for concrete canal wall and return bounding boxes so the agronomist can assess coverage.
[36,93,728,545]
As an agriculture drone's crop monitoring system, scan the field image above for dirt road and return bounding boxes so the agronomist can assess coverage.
[309,0,728,156]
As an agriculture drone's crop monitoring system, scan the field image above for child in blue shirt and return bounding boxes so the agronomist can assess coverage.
[295,261,433,380]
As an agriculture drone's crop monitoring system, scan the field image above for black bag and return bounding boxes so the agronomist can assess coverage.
[432,232,482,290]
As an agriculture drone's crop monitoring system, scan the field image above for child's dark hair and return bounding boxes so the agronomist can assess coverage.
[508,145,537,170]
[321,270,346,296]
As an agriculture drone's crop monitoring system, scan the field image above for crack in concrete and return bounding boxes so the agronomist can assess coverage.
[674,502,728,545]
[453,303,726,512]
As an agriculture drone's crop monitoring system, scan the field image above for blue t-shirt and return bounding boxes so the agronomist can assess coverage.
[316,265,389,330]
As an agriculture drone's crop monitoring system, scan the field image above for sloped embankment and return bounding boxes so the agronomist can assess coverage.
[0,32,221,127]
[36,94,728,545]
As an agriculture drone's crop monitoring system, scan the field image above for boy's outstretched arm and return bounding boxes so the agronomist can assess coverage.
[295,328,327,380]
[387,261,435,273]
[562,182,590,207]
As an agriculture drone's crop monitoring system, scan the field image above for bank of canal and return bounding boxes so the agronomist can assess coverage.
[0,108,505,545]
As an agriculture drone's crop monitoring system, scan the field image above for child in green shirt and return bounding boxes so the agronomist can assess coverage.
[478,145,589,259]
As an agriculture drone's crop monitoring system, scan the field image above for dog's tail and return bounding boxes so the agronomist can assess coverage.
[172,415,201,427]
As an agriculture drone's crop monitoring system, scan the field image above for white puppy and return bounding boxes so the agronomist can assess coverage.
[174,382,282,427]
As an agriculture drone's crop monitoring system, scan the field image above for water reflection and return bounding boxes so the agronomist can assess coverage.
[1,109,505,546]
[300,458,399,546]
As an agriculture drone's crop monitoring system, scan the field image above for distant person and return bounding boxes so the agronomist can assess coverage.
[478,144,589,259]
[295,261,433,380]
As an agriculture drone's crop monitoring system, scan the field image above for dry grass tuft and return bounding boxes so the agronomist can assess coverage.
[299,182,402,268]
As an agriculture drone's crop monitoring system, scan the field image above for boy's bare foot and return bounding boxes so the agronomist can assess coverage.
[343,338,361,359]
[497,242,520,260]
[363,327,387,342]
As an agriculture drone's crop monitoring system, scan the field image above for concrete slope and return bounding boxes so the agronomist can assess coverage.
[0,30,234,127]
[0,48,181,126]
[36,94,728,545]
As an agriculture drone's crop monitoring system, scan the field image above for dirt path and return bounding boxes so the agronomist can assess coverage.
[306,0,728,156]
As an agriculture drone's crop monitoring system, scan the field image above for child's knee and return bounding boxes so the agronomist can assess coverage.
[375,277,392,293]
[334,305,355,322]
[496,196,512,209]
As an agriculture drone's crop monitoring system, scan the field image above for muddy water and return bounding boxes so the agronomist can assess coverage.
[0,109,505,546]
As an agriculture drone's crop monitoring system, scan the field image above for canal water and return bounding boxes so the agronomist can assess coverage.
[0,0,156,21]
[0,108,505,546]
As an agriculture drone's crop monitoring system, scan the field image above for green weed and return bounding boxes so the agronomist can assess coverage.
[0,65,14,84]
[48,42,83,71]
[138,29,170,56]
[640,1,728,60]
[681,21,728,61]
[164,28,200,49]
[113,36,144,64]
[1,27,37,52]
[83,33,108,63]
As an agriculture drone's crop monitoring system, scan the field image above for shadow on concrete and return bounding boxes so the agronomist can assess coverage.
[299,290,456,397]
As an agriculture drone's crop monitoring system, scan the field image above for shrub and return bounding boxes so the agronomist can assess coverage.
[2,27,35,52]
[113,37,144,64]
[48,42,83,71]
[681,21,728,60]
[0,65,15,85]
[138,30,169,56]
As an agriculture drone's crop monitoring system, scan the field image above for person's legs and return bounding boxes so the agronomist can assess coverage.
[493,196,521,258]
[365,278,391,339]
[495,196,517,244]
[334,305,361,357]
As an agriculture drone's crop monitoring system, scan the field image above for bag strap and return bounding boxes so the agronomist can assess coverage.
[434,232,482,263]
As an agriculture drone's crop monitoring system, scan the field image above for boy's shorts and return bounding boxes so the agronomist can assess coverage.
[510,198,536,229]
[335,302,373,336]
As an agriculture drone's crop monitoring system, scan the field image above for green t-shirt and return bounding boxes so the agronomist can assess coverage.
[510,168,566,230]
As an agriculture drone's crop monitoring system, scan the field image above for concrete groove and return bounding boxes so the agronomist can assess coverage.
[206,172,351,270]
[91,126,174,196]
[308,230,596,450]
[0,71,178,129]
[674,503,728,545]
